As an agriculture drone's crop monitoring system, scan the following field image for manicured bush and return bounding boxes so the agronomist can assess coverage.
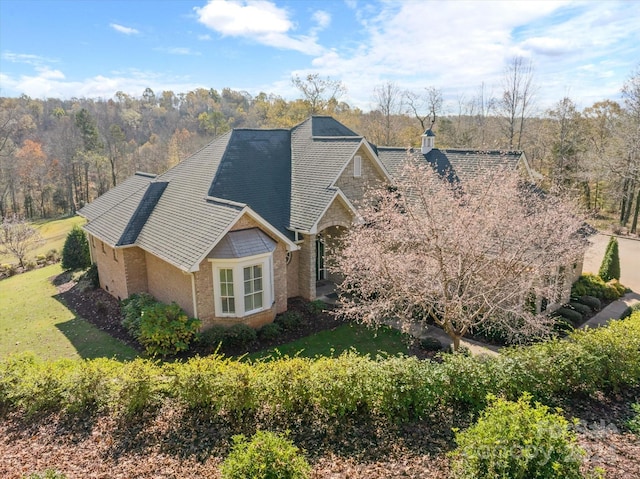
[556,307,583,325]
[199,325,228,351]
[258,322,282,341]
[138,302,201,357]
[221,431,311,479]
[577,295,601,311]
[569,302,592,316]
[571,274,623,300]
[552,317,575,335]
[224,323,257,348]
[449,393,585,479]
[276,310,304,331]
[599,236,620,282]
[120,293,156,340]
[61,225,91,270]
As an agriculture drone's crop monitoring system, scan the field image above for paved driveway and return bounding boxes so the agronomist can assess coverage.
[583,234,640,293]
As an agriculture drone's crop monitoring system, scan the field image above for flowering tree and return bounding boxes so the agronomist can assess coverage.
[332,159,587,351]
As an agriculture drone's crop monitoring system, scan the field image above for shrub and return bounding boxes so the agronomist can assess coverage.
[224,323,257,348]
[420,336,443,351]
[576,295,601,311]
[571,274,623,300]
[45,248,59,262]
[556,307,583,325]
[569,302,592,316]
[449,393,585,479]
[306,299,325,315]
[276,310,304,331]
[138,302,201,357]
[84,263,99,289]
[221,431,311,479]
[552,317,575,335]
[27,470,68,479]
[599,236,620,282]
[121,293,156,340]
[258,322,282,341]
[627,403,640,435]
[199,325,228,351]
[61,225,90,271]
[36,254,47,265]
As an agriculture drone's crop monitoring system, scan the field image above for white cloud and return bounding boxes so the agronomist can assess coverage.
[0,67,202,100]
[166,47,201,56]
[284,0,638,111]
[312,10,331,30]
[110,23,140,35]
[2,52,57,66]
[195,0,324,54]
[198,34,212,41]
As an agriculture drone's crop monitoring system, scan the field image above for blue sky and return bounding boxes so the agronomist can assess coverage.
[1,0,639,113]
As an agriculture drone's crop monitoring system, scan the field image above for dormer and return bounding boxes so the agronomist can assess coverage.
[421,128,435,154]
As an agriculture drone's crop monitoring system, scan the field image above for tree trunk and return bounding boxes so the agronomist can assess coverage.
[624,179,636,225]
[452,334,461,352]
[631,187,640,234]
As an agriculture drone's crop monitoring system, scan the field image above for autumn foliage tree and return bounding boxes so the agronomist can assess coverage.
[333,159,587,351]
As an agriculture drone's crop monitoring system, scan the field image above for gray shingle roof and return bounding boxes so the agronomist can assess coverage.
[80,172,157,246]
[378,147,525,183]
[291,117,363,231]
[81,117,366,272]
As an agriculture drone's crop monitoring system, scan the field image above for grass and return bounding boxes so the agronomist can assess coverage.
[0,215,86,265]
[0,263,138,361]
[247,322,415,361]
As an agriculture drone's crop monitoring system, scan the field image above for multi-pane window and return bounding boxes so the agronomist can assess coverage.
[219,268,235,314]
[243,265,263,312]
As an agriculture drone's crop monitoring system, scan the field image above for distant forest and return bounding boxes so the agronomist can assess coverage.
[1,64,639,231]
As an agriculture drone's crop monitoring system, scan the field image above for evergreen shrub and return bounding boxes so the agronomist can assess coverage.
[598,236,620,282]
[61,225,90,270]
[577,295,601,311]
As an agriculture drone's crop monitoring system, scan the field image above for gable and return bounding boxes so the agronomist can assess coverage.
[334,145,388,205]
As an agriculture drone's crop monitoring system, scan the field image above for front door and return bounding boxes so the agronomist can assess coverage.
[316,235,325,281]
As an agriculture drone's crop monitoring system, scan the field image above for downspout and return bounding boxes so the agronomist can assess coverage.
[190,273,199,319]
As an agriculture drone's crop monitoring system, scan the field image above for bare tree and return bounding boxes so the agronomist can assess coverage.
[500,57,536,149]
[333,159,586,351]
[620,66,640,232]
[372,81,403,145]
[291,74,347,115]
[405,86,443,132]
[0,215,44,267]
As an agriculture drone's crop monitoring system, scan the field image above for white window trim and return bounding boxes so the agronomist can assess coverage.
[353,155,362,177]
[210,252,274,318]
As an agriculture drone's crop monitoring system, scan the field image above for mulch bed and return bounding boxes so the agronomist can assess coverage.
[1,272,638,478]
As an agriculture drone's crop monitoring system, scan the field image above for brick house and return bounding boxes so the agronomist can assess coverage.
[80,116,553,329]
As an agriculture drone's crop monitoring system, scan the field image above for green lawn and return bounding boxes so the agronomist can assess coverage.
[0,215,86,265]
[248,322,415,361]
[0,263,138,361]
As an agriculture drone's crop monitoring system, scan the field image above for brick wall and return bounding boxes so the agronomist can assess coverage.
[145,252,194,316]
[123,247,147,294]
[89,234,128,301]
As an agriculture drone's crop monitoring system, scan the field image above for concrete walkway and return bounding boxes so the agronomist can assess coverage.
[579,292,640,329]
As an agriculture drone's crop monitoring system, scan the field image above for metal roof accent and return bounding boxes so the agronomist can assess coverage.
[209,228,277,259]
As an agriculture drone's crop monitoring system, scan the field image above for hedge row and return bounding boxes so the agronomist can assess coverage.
[1,311,639,422]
